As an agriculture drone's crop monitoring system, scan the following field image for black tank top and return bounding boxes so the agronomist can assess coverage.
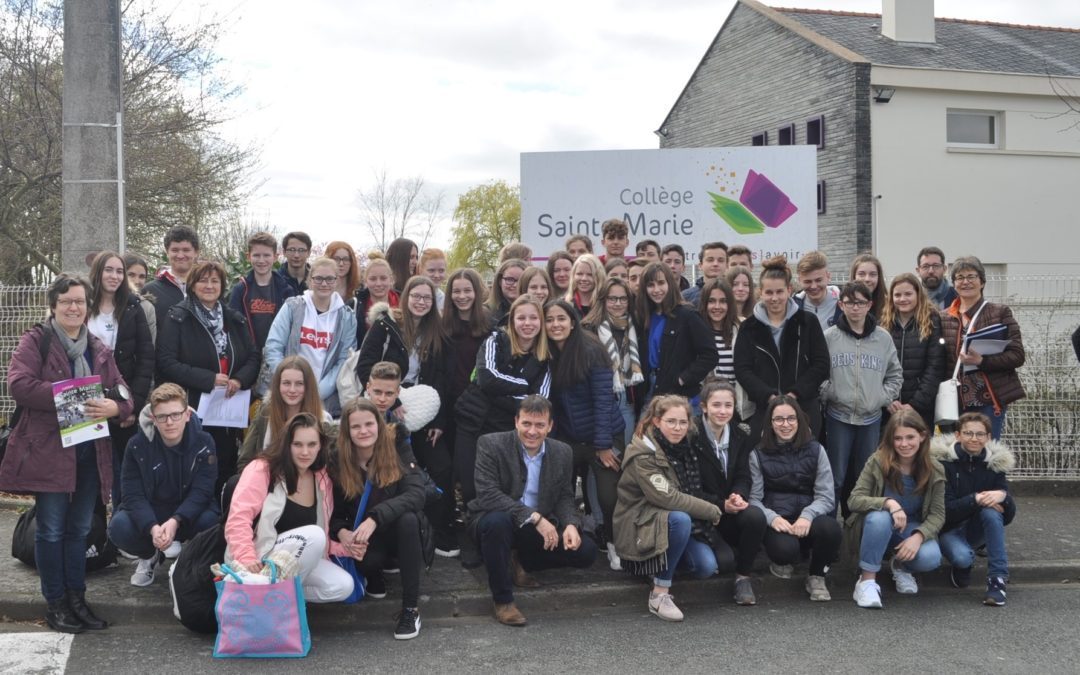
[275,498,317,534]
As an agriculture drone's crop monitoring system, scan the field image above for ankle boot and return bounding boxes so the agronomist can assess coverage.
[66,589,108,630]
[46,599,85,634]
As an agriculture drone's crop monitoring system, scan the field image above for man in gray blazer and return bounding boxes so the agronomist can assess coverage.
[467,395,598,626]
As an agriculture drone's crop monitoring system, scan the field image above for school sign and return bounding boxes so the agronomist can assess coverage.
[520,147,817,263]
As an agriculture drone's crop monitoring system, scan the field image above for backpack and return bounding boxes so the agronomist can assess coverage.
[11,498,117,572]
[168,523,226,633]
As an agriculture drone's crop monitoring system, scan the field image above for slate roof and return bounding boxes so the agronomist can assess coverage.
[774,7,1080,77]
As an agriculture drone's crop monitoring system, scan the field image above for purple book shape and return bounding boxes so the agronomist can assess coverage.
[739,170,798,228]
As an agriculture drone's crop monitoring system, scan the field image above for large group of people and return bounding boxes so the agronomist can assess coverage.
[0,221,1026,640]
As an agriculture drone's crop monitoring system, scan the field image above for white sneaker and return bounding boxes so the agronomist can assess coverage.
[891,558,919,595]
[130,552,162,587]
[769,563,794,579]
[606,542,622,571]
[163,541,182,559]
[805,575,831,601]
[648,592,684,622]
[853,578,883,608]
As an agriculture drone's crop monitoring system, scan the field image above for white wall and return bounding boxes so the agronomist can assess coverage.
[869,75,1080,278]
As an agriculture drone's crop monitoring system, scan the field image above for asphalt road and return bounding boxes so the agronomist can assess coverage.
[2,582,1077,674]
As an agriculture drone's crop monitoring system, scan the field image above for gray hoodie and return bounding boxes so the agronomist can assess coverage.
[822,315,903,424]
[752,298,800,352]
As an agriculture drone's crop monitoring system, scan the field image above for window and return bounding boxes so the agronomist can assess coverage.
[751,132,768,146]
[817,180,826,214]
[806,116,825,149]
[777,124,795,146]
[947,110,999,148]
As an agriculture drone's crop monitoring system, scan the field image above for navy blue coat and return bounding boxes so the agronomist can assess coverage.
[640,304,718,399]
[119,411,220,535]
[550,357,624,451]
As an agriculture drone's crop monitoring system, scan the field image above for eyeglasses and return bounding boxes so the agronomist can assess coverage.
[332,256,352,264]
[285,247,309,255]
[501,276,521,286]
[606,296,629,304]
[311,275,337,285]
[771,415,798,425]
[960,430,988,439]
[153,411,185,424]
[954,274,980,283]
[56,298,87,308]
[841,300,870,308]
[408,293,433,303]
[660,418,689,428]
[919,263,944,272]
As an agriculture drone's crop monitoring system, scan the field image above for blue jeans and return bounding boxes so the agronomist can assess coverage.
[939,507,1009,578]
[825,416,881,506]
[108,507,220,560]
[964,404,1007,441]
[858,511,941,573]
[653,511,718,587]
[35,443,100,602]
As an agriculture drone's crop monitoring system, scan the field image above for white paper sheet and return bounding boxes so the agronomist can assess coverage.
[195,387,251,428]
[962,339,1010,373]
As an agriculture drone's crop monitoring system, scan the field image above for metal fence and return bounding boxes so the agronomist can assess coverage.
[3,277,1079,477]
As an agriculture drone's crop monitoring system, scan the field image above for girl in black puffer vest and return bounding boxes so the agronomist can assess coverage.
[879,273,946,432]
[748,396,841,602]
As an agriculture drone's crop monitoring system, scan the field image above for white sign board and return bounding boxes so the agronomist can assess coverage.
[520,147,817,264]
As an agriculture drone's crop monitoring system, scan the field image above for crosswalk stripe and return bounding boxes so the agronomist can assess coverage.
[0,632,72,674]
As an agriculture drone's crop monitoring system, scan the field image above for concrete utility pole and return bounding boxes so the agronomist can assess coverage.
[61,0,123,272]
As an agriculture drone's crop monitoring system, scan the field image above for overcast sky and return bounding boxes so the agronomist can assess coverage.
[200,0,1080,250]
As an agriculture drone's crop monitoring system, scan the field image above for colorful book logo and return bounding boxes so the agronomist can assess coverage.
[709,170,798,235]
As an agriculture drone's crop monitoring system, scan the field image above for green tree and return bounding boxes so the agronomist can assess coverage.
[447,180,521,275]
[0,0,258,282]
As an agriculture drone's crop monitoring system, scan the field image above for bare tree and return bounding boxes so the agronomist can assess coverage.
[0,0,259,283]
[357,168,444,251]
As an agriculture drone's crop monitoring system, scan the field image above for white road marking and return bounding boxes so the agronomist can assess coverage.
[0,632,72,675]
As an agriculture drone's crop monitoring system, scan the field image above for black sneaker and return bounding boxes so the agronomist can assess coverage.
[394,607,421,640]
[984,576,1006,606]
[950,565,973,589]
[365,573,387,599]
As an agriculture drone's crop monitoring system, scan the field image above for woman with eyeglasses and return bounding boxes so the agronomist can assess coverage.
[0,274,133,633]
[355,275,455,557]
[263,257,357,418]
[939,256,1026,440]
[488,258,529,326]
[879,273,946,432]
[749,395,840,602]
[583,278,643,447]
[325,241,361,315]
[822,282,903,515]
[614,395,722,622]
[933,412,1016,606]
[847,409,944,609]
[157,261,259,492]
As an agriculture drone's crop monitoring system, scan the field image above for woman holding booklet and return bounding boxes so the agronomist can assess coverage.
[939,256,1025,440]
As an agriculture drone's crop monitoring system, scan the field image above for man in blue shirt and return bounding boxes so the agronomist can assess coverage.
[467,396,597,627]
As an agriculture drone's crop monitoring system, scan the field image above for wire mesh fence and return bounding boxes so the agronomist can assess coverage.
[2,277,1079,477]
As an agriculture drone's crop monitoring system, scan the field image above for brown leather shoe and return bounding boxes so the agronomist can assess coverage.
[511,551,540,588]
[494,602,528,626]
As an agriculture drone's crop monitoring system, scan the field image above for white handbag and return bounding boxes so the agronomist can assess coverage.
[934,301,987,426]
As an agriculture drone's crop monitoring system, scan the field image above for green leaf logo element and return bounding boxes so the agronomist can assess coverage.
[708,192,765,235]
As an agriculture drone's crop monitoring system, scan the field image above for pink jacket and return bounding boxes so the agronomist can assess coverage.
[0,325,133,503]
[223,458,347,567]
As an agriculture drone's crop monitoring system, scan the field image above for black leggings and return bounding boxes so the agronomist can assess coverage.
[411,430,454,536]
[713,505,768,576]
[356,511,422,608]
[762,514,841,576]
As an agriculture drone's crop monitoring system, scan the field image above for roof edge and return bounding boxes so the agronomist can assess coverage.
[743,0,869,64]
[771,7,1080,34]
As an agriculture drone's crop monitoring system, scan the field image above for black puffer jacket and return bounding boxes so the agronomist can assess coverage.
[329,461,427,536]
[113,294,156,412]
[888,313,946,417]
[733,301,830,407]
[355,303,450,429]
[156,297,260,409]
